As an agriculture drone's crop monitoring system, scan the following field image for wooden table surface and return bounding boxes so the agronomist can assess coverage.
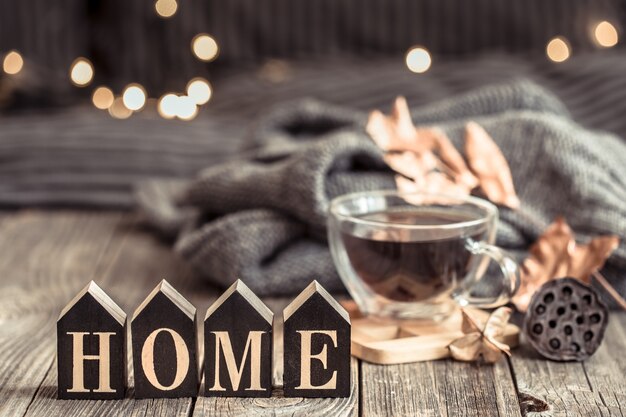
[0,211,624,417]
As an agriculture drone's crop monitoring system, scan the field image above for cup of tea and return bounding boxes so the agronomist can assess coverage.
[328,190,519,320]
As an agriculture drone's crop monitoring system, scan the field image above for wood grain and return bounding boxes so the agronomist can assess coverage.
[1,210,625,417]
[509,313,626,417]
[193,358,359,417]
[0,212,125,416]
[349,307,519,365]
[0,212,124,417]
[582,311,626,416]
[361,357,521,417]
[21,212,211,417]
[582,313,626,416]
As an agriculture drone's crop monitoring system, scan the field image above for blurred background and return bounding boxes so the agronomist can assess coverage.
[0,0,624,208]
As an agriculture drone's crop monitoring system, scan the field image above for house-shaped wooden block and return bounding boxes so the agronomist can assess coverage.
[204,279,273,397]
[283,281,351,398]
[57,281,126,400]
[131,280,198,398]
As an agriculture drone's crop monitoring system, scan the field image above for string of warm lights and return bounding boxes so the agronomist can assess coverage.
[403,20,620,71]
[75,1,219,121]
[0,18,621,116]
[64,1,218,121]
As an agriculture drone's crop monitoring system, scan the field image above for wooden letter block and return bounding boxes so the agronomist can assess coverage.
[204,279,273,397]
[57,281,126,399]
[283,281,351,398]
[131,280,198,398]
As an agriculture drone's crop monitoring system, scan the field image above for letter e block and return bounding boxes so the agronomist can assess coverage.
[57,281,126,399]
[283,281,351,398]
[204,280,273,397]
[131,280,198,398]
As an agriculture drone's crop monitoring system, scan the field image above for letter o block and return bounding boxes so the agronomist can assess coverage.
[131,280,198,398]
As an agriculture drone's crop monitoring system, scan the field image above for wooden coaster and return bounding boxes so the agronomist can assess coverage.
[341,300,520,364]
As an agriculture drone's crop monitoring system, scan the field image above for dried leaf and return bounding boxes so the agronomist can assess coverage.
[427,127,478,189]
[483,306,512,341]
[512,217,620,312]
[569,235,619,281]
[514,218,574,311]
[448,332,483,361]
[465,121,520,209]
[383,151,438,181]
[460,308,483,334]
[366,97,431,153]
[483,307,512,357]
[367,98,522,209]
[449,307,512,363]
[366,96,478,194]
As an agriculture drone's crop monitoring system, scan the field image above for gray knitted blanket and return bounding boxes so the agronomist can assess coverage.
[137,80,626,299]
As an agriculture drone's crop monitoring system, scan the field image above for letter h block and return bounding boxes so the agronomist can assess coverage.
[283,281,351,398]
[131,280,199,398]
[57,281,126,399]
[204,280,273,397]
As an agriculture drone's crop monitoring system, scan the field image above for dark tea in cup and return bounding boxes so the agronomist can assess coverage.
[340,209,489,303]
[328,191,519,319]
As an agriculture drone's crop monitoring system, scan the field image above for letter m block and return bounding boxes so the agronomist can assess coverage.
[57,281,126,399]
[204,280,273,397]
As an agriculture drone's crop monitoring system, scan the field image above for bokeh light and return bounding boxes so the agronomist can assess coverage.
[158,94,179,119]
[158,94,199,120]
[70,58,94,86]
[176,96,198,120]
[192,34,219,62]
[405,46,432,73]
[122,84,147,111]
[108,97,133,119]
[546,37,571,63]
[92,86,115,110]
[3,50,24,75]
[594,21,619,48]
[155,0,177,18]
[186,78,212,105]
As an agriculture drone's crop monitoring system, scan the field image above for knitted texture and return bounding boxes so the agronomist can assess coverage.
[138,80,626,299]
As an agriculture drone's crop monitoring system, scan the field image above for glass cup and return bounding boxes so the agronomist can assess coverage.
[328,190,519,320]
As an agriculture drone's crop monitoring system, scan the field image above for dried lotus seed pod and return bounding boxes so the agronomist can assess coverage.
[524,277,608,361]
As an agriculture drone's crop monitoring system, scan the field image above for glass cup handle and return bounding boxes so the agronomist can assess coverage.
[455,240,520,309]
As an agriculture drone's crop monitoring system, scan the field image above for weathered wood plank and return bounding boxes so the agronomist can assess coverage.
[581,312,626,417]
[22,212,217,417]
[510,341,611,416]
[0,212,124,417]
[194,359,358,417]
[25,364,193,417]
[434,359,521,417]
[361,356,521,417]
[2,209,625,417]
[361,361,442,416]
[0,212,122,297]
